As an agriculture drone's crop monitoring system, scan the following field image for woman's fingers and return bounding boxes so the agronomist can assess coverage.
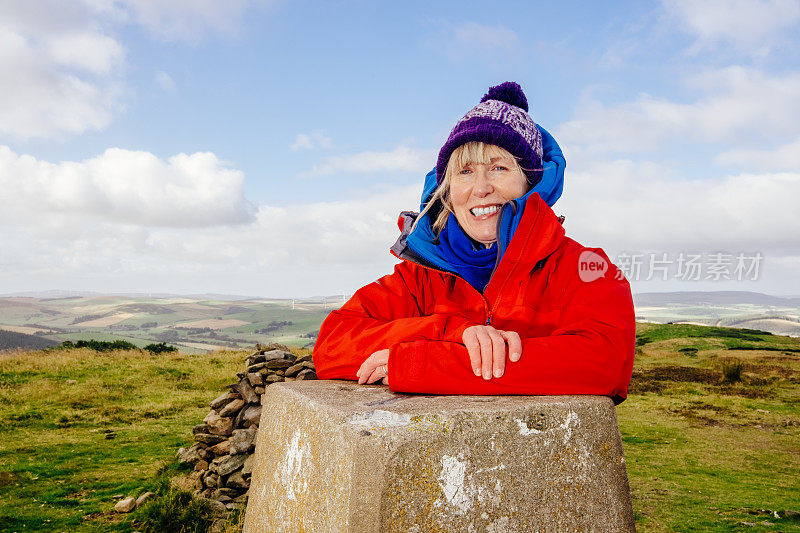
[476,328,494,380]
[463,326,523,380]
[357,355,378,384]
[365,366,383,384]
[488,329,506,378]
[500,330,523,362]
[462,328,482,376]
[357,349,390,385]
[357,363,373,384]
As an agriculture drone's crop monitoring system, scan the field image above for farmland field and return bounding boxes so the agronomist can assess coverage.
[0,295,334,353]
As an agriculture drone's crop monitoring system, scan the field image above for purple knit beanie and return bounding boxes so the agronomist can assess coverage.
[436,81,543,186]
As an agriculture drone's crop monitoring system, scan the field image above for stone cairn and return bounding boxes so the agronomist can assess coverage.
[175,342,316,515]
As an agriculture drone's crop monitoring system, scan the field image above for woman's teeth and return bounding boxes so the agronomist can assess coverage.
[470,205,500,217]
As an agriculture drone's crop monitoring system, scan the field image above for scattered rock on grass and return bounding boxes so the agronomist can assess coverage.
[135,491,154,507]
[114,496,136,513]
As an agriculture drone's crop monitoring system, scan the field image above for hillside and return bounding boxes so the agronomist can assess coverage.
[0,295,334,353]
[0,328,59,351]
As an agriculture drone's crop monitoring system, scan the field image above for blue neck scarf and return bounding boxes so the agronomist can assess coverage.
[437,215,497,292]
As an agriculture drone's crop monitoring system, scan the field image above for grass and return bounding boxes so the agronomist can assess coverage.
[1,323,799,531]
[134,465,216,533]
[0,347,248,532]
[620,322,800,531]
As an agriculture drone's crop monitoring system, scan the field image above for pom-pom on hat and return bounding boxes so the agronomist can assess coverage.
[436,81,543,186]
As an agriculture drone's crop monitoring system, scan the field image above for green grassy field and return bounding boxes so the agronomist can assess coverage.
[0,323,798,532]
[0,347,248,532]
[620,323,800,531]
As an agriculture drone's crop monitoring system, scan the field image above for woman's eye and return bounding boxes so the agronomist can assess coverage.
[459,168,472,175]
[492,165,508,171]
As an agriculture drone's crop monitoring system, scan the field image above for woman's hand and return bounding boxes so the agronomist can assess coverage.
[356,349,390,385]
[463,325,522,380]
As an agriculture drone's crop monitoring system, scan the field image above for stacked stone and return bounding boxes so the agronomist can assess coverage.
[176,343,317,513]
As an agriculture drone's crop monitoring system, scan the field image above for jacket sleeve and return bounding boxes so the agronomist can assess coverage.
[386,252,636,403]
[313,261,474,380]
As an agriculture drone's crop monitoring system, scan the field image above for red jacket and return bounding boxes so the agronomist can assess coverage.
[313,193,635,404]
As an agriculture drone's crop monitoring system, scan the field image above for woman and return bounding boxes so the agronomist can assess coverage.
[313,82,635,404]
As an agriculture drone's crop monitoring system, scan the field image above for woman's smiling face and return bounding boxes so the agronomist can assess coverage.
[448,146,529,246]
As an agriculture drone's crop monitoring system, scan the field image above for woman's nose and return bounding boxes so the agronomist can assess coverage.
[472,169,493,196]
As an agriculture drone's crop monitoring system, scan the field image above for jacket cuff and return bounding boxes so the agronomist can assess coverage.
[444,322,470,345]
[388,339,426,392]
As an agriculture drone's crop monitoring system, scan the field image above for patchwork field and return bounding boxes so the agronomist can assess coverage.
[0,295,333,353]
[632,293,800,337]
[0,323,798,531]
[2,292,798,355]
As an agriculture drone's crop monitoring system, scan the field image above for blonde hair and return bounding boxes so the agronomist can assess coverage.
[413,142,526,236]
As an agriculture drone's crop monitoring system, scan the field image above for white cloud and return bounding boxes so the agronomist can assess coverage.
[448,21,519,53]
[428,21,521,64]
[555,158,800,294]
[290,130,332,151]
[118,0,268,44]
[0,181,420,297]
[557,159,800,253]
[0,146,254,227]
[558,66,800,153]
[302,146,434,178]
[716,136,800,170]
[0,2,124,139]
[661,0,800,55]
[0,0,266,140]
[155,70,176,92]
[144,187,419,268]
[2,145,798,296]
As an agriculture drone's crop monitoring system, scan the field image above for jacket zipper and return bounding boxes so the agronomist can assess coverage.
[485,201,517,325]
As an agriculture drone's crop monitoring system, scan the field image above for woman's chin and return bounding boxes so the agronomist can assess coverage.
[469,232,497,246]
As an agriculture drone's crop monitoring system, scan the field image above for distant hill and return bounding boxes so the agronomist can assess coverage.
[0,290,260,301]
[634,291,800,307]
[0,329,60,351]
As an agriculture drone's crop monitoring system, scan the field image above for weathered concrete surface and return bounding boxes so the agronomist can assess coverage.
[243,381,635,533]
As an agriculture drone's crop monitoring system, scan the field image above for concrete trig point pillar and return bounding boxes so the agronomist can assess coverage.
[244,381,635,532]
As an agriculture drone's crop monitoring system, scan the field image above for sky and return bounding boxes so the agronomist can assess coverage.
[0,0,799,298]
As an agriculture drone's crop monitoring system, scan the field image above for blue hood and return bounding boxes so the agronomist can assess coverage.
[395,125,566,275]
